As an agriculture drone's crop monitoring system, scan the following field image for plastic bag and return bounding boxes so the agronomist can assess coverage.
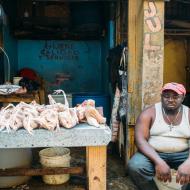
[118,47,128,119]
[0,85,21,95]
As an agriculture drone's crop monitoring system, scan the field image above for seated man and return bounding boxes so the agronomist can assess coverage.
[128,82,190,190]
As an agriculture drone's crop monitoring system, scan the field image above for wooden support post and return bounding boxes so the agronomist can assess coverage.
[86,146,106,190]
[142,0,165,107]
[127,0,164,164]
[39,78,46,104]
[127,0,143,166]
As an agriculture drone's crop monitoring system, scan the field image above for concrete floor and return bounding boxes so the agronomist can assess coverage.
[2,147,137,190]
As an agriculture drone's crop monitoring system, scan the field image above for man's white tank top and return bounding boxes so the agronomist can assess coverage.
[148,102,190,153]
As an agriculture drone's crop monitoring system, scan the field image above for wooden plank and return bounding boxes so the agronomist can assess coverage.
[0,97,34,103]
[128,0,136,94]
[127,0,143,125]
[0,167,84,176]
[116,0,121,45]
[126,0,143,167]
[166,20,190,29]
[86,146,106,190]
[126,0,164,163]
[38,78,45,104]
[120,0,128,43]
[0,92,40,103]
[39,89,45,104]
[127,126,136,161]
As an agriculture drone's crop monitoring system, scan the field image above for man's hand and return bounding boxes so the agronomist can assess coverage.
[176,160,190,185]
[155,160,171,182]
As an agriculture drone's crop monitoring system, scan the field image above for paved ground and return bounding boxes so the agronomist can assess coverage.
[3,147,137,190]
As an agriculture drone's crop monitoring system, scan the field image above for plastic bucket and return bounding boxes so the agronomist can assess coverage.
[13,77,23,85]
[0,148,32,188]
[39,147,71,185]
[154,170,182,190]
[72,93,110,123]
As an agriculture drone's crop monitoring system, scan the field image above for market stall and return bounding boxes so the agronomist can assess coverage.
[0,0,120,188]
[0,124,111,190]
[0,92,111,189]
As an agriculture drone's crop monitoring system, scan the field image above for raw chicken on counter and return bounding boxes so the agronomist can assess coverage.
[0,91,106,133]
[76,99,106,128]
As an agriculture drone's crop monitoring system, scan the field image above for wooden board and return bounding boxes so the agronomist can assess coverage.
[0,93,40,104]
[127,0,143,167]
[86,146,107,190]
[127,0,144,124]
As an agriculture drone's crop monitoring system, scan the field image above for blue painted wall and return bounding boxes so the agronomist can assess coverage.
[2,1,113,95]
[18,40,103,93]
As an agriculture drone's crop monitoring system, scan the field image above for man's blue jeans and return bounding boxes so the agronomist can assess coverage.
[127,150,190,190]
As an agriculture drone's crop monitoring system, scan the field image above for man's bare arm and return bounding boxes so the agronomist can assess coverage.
[176,108,190,185]
[135,107,171,182]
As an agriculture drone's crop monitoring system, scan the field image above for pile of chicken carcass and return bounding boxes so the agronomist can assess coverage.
[0,92,106,134]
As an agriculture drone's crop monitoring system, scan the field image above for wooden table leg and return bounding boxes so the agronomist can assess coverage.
[86,146,107,190]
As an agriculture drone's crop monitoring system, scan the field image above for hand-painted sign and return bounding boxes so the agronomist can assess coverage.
[39,41,79,61]
[144,1,162,51]
[142,0,164,107]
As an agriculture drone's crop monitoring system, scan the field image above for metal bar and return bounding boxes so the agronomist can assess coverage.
[34,0,117,2]
[0,166,84,176]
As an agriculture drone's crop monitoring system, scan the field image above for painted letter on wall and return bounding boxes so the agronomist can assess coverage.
[142,0,164,107]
